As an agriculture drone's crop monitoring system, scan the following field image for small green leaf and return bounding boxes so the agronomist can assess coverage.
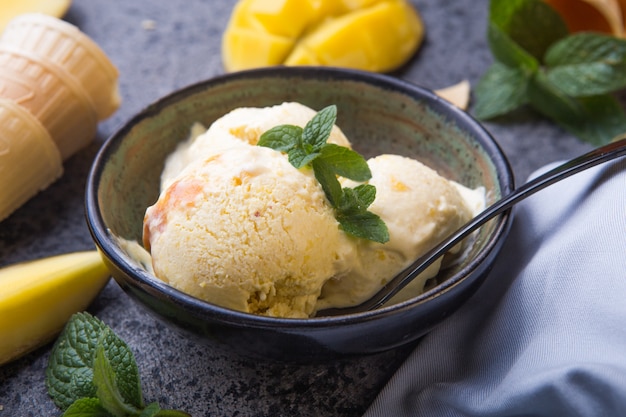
[46,313,108,410]
[473,62,531,119]
[47,313,190,417]
[258,125,302,151]
[141,403,192,417]
[335,185,388,243]
[318,143,372,182]
[312,157,342,206]
[93,342,140,417]
[544,33,626,96]
[302,105,336,149]
[338,185,376,214]
[140,403,163,417]
[62,397,111,417]
[337,211,389,244]
[153,410,193,417]
[287,148,319,169]
[528,72,626,145]
[487,22,538,71]
[99,327,144,409]
[351,184,376,209]
[489,0,568,61]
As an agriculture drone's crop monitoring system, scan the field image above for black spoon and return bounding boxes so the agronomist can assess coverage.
[318,135,626,316]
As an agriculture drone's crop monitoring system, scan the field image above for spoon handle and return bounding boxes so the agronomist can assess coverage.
[320,135,626,316]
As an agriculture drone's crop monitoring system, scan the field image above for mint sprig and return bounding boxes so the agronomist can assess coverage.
[474,0,626,145]
[46,312,190,417]
[258,105,389,243]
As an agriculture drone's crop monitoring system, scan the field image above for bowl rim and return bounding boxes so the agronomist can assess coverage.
[85,66,514,329]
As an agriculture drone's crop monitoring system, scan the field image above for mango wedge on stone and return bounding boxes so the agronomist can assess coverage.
[0,251,110,365]
[286,0,423,72]
[222,0,424,72]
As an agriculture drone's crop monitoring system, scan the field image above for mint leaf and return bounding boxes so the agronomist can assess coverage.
[152,408,192,417]
[489,0,568,61]
[337,211,389,244]
[527,73,626,145]
[93,341,141,417]
[336,186,389,244]
[487,22,538,71]
[302,105,336,149]
[288,147,319,169]
[338,185,376,214]
[545,33,626,96]
[311,158,343,206]
[474,62,531,119]
[318,143,372,182]
[476,0,626,146]
[62,397,110,417]
[46,312,108,410]
[47,313,190,417]
[98,325,144,410]
[140,403,163,417]
[47,313,143,413]
[140,402,192,417]
[257,125,302,152]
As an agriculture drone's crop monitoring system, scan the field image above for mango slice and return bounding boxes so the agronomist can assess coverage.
[0,0,71,32]
[222,0,424,72]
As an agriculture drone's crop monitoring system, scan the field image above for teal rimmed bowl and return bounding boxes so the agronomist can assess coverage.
[86,67,513,361]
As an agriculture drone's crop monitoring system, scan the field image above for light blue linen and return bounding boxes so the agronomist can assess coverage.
[364,159,626,417]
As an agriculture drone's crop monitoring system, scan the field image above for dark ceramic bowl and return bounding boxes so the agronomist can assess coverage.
[86,67,514,362]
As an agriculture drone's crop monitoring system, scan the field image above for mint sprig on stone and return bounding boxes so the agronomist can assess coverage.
[474,0,626,145]
[46,312,190,417]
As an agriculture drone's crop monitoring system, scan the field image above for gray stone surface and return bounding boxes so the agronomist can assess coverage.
[0,0,600,415]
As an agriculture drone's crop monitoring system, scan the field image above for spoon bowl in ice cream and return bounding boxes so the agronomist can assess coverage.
[86,67,513,361]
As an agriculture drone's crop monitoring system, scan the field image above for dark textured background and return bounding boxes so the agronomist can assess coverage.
[0,0,597,415]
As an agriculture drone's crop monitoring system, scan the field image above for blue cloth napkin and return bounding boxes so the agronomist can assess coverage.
[364,158,626,416]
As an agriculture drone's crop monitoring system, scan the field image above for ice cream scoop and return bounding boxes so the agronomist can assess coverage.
[160,102,351,190]
[316,154,481,311]
[143,140,356,318]
[318,135,626,316]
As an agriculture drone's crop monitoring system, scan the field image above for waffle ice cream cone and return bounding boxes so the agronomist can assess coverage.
[0,46,98,160]
[0,98,62,221]
[0,13,121,120]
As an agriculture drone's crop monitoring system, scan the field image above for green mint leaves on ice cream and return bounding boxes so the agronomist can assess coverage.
[258,105,389,244]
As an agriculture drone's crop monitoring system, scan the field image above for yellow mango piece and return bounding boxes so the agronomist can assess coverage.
[0,0,71,31]
[286,0,424,73]
[308,0,345,22]
[0,251,110,365]
[340,0,386,12]
[221,0,424,73]
[246,0,316,38]
[223,28,294,71]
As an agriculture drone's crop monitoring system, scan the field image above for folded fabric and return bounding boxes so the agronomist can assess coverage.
[364,158,626,417]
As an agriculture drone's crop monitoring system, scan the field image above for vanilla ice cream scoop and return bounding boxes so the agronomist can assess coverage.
[160,102,351,189]
[143,142,355,318]
[316,154,482,310]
